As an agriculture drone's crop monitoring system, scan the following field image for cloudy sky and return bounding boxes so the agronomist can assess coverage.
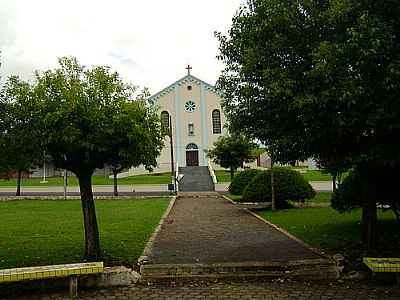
[0,0,244,93]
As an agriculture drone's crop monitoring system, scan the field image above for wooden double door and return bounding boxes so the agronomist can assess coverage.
[186,150,199,166]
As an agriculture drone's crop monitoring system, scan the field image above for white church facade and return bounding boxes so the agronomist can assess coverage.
[150,67,227,170]
[27,68,272,179]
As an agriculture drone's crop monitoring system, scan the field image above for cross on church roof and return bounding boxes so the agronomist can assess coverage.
[186,65,192,75]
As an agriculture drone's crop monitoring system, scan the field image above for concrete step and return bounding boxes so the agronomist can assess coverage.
[140,259,339,281]
[179,166,215,192]
[177,192,220,198]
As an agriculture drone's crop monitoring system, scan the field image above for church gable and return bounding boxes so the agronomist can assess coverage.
[149,74,222,104]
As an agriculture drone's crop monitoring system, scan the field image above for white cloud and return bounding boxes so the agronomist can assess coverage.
[0,0,244,92]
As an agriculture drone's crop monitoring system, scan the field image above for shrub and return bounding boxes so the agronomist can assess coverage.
[228,169,263,195]
[242,168,316,206]
[331,170,361,213]
[331,169,399,223]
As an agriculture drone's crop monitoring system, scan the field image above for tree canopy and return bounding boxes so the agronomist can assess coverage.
[34,57,164,259]
[217,0,400,166]
[207,134,258,180]
[217,0,400,249]
[0,76,42,194]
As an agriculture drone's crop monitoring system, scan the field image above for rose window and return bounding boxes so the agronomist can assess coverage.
[185,100,196,112]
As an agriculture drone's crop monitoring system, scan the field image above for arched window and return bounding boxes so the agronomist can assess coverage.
[212,109,221,134]
[161,111,170,129]
[186,143,198,150]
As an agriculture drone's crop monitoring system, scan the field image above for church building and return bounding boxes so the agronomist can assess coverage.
[150,66,227,170]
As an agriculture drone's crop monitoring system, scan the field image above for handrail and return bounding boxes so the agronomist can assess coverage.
[175,162,179,192]
[208,161,218,184]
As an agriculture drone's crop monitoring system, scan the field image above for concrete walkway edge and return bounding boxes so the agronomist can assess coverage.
[138,196,177,265]
[245,208,329,259]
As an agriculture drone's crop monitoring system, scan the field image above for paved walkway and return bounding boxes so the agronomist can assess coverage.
[146,193,320,264]
[10,280,400,299]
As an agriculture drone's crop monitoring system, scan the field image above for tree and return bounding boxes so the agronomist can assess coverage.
[332,167,400,224]
[317,158,351,192]
[0,76,42,195]
[216,0,400,250]
[0,96,10,177]
[34,57,164,260]
[107,87,157,196]
[207,134,257,180]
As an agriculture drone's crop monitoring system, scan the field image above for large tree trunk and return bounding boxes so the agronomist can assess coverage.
[113,169,118,196]
[16,169,22,196]
[230,167,235,181]
[362,194,377,252]
[359,164,377,253]
[78,171,101,260]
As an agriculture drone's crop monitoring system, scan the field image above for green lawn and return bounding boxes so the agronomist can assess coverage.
[307,191,332,203]
[225,194,243,202]
[300,170,333,181]
[0,198,170,269]
[259,207,399,255]
[0,173,171,187]
[215,170,234,183]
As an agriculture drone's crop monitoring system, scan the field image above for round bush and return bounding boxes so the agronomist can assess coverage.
[331,170,361,213]
[331,168,399,218]
[229,169,263,195]
[242,168,316,206]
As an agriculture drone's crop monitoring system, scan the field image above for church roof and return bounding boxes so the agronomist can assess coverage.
[149,74,223,103]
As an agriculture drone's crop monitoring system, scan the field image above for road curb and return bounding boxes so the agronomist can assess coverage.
[137,195,177,266]
[245,209,330,259]
[222,194,332,260]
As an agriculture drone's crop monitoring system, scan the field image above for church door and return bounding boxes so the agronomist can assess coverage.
[186,151,199,166]
[186,143,199,166]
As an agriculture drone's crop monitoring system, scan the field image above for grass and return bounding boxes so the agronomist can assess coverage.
[0,197,170,269]
[300,170,333,181]
[0,172,171,187]
[215,170,234,183]
[258,207,400,258]
[307,191,332,203]
[225,194,243,202]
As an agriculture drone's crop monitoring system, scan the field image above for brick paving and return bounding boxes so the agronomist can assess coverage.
[146,194,320,264]
[8,280,400,300]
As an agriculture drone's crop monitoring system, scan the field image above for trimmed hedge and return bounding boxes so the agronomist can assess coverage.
[242,168,316,206]
[229,169,263,195]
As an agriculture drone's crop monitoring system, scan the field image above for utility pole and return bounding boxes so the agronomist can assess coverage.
[40,150,48,183]
[271,157,276,211]
[63,169,68,200]
[169,115,176,194]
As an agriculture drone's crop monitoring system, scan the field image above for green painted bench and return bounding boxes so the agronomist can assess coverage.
[0,262,104,298]
[363,257,400,284]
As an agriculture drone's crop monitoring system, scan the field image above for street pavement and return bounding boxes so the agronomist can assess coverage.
[0,181,332,197]
[7,278,400,299]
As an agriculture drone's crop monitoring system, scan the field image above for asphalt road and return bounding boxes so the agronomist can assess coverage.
[0,182,332,197]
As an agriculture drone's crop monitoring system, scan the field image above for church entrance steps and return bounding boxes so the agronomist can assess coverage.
[140,259,339,281]
[138,194,340,281]
[178,166,215,192]
[177,191,219,198]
